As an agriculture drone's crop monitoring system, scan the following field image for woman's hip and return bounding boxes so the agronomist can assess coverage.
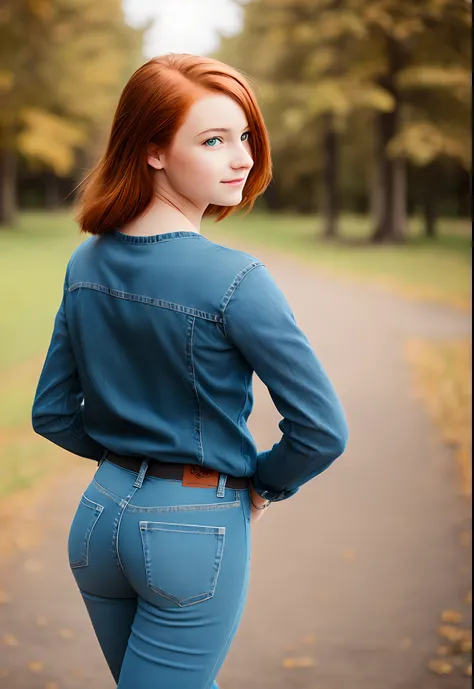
[69,456,251,610]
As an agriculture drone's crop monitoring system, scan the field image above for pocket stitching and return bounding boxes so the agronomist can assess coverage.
[139,521,225,606]
[69,497,104,569]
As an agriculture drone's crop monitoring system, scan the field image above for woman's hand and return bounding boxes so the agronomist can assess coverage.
[249,482,271,523]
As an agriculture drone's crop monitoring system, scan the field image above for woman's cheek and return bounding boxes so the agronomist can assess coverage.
[193,156,220,185]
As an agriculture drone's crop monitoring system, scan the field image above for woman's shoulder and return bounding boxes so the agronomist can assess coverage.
[203,237,263,273]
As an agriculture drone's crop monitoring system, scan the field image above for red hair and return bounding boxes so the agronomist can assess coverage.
[74,54,273,235]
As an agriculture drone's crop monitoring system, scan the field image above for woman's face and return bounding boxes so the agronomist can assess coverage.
[149,93,254,211]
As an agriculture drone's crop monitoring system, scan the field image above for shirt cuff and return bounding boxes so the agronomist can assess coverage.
[250,474,299,502]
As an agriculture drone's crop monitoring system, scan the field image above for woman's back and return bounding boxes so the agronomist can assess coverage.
[61,229,261,472]
[32,225,347,501]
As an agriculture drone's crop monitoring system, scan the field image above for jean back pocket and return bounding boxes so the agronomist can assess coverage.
[68,494,104,569]
[139,521,225,607]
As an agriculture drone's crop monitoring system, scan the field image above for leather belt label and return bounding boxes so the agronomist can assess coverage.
[182,465,220,488]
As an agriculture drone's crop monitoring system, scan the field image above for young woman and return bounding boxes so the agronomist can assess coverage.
[31,54,348,689]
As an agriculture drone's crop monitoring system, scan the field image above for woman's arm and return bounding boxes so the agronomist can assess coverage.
[31,259,104,461]
[223,262,349,503]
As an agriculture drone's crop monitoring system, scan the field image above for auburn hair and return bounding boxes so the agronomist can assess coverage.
[74,54,273,235]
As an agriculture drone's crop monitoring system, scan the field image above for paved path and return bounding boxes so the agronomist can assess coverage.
[0,243,471,688]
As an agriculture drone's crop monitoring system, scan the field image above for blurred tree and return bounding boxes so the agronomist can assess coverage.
[217,0,471,241]
[215,0,396,238]
[0,0,146,227]
[350,0,471,242]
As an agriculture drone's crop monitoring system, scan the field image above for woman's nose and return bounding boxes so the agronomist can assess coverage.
[232,148,253,171]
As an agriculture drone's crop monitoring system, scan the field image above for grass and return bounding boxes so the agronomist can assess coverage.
[405,338,472,499]
[0,211,86,497]
[203,212,471,312]
[0,209,471,498]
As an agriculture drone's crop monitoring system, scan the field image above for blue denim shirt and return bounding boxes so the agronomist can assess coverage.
[31,229,348,502]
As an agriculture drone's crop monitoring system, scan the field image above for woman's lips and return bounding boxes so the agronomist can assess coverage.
[222,178,245,186]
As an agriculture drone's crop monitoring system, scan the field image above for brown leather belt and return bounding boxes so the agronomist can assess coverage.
[104,451,250,490]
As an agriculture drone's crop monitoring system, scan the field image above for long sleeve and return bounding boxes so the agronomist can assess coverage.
[223,262,349,502]
[31,259,104,461]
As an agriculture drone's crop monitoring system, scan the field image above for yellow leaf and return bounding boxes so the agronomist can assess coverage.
[2,633,18,646]
[458,638,472,653]
[58,628,74,639]
[69,669,84,679]
[282,657,315,668]
[342,549,356,562]
[436,645,450,656]
[441,609,463,624]
[427,659,453,675]
[437,625,464,642]
[27,661,44,673]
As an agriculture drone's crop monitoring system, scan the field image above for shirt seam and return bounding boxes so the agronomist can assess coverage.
[68,282,223,324]
[220,261,264,339]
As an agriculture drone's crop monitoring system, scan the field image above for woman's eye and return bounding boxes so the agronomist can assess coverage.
[204,132,251,147]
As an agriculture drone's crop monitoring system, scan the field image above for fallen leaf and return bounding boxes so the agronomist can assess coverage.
[58,628,74,639]
[2,633,19,646]
[465,591,472,605]
[437,625,464,642]
[282,657,315,669]
[465,664,472,677]
[427,659,453,675]
[27,661,44,673]
[0,589,9,605]
[45,682,59,689]
[436,645,450,656]
[441,609,463,624]
[452,636,473,655]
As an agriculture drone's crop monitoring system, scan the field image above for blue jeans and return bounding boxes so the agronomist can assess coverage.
[67,457,252,688]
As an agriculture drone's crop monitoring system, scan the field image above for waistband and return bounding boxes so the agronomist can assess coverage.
[104,451,250,490]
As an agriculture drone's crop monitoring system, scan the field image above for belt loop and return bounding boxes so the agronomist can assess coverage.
[133,460,149,489]
[216,473,228,498]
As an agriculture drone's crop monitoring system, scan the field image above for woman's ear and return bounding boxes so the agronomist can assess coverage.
[147,144,165,171]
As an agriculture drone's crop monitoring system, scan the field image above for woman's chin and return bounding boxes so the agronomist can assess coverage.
[215,192,244,207]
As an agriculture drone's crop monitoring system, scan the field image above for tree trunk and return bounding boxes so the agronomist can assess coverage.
[424,191,437,238]
[263,178,283,211]
[370,133,384,230]
[371,36,405,243]
[371,110,405,243]
[0,146,18,227]
[322,113,339,239]
[422,161,438,237]
[45,172,62,211]
[393,157,407,239]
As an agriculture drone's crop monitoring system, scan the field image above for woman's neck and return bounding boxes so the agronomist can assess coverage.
[119,196,202,237]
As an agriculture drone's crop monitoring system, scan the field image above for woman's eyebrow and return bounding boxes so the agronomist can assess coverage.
[196,125,250,137]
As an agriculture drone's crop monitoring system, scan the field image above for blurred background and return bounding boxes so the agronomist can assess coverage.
[0,0,471,687]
